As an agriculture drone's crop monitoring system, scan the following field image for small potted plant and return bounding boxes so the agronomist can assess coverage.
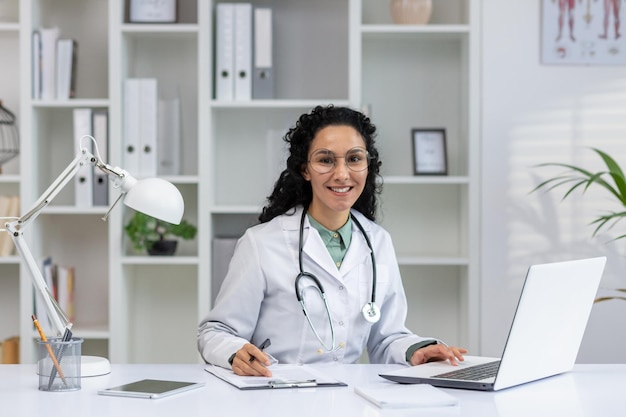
[124,212,197,256]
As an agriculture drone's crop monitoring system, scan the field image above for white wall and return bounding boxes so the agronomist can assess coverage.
[481,0,626,363]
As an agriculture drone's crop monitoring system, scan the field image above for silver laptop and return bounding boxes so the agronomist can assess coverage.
[380,257,606,391]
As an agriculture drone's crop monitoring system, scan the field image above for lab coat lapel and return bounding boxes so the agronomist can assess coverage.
[300,220,342,280]
[340,222,370,278]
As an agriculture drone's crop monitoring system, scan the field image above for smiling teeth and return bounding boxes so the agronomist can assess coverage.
[331,187,350,192]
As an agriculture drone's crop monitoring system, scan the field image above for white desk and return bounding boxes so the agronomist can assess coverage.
[1,363,624,416]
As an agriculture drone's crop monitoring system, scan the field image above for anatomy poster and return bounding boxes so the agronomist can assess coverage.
[542,0,626,65]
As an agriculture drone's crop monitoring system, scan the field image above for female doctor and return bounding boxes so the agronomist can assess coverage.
[197,105,467,377]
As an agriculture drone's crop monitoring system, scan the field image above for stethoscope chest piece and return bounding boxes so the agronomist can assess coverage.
[361,302,380,323]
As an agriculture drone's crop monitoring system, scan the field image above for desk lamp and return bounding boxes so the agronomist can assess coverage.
[2,136,185,376]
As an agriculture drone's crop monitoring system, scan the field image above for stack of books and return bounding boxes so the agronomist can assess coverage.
[32,27,77,100]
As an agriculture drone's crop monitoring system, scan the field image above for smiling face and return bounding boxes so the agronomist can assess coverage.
[302,125,368,230]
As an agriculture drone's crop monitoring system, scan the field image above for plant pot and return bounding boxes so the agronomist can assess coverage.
[147,240,178,256]
[390,0,432,25]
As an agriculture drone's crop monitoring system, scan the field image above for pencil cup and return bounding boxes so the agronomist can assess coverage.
[36,337,83,392]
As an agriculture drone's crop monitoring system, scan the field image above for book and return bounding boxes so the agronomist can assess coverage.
[123,78,141,175]
[40,27,60,100]
[32,30,42,99]
[138,78,158,177]
[56,38,78,100]
[57,265,75,323]
[1,336,19,364]
[0,195,19,256]
[354,384,459,409]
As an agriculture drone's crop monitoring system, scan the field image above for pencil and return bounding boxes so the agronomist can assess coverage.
[31,315,67,387]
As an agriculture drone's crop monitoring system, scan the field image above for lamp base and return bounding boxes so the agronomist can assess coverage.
[81,355,111,377]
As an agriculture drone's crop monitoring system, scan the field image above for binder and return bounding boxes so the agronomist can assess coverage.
[139,78,158,178]
[123,79,141,175]
[157,97,181,175]
[40,27,60,100]
[234,3,252,101]
[72,108,93,207]
[56,39,77,100]
[91,109,109,206]
[211,238,238,304]
[215,3,235,101]
[252,7,273,99]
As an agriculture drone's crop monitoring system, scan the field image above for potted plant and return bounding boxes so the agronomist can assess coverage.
[124,212,197,256]
[533,147,626,302]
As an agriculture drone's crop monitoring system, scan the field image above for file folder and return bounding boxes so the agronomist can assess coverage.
[234,3,252,101]
[139,78,158,178]
[215,3,235,101]
[253,7,273,99]
[40,27,60,100]
[91,109,109,206]
[73,108,93,207]
[123,79,141,175]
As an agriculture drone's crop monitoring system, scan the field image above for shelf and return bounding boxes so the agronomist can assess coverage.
[42,206,109,215]
[383,176,470,185]
[0,175,20,184]
[361,24,470,40]
[397,256,469,266]
[122,23,198,34]
[31,99,110,108]
[121,256,199,266]
[0,256,20,265]
[210,99,352,109]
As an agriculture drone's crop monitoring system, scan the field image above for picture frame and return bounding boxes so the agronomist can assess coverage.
[129,0,177,23]
[411,128,447,175]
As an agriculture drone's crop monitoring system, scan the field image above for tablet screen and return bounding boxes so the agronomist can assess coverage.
[98,379,205,399]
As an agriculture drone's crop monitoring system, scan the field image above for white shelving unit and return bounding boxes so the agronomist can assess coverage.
[3,0,479,365]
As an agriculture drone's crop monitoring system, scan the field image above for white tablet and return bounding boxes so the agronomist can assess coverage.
[98,379,205,399]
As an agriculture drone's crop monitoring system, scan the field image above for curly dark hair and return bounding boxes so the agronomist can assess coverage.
[259,105,382,223]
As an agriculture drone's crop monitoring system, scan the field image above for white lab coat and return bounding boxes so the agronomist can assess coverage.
[198,206,436,369]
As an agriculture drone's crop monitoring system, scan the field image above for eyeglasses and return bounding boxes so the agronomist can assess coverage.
[307,147,371,174]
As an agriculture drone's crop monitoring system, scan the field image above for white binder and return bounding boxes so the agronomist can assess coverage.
[157,97,181,176]
[252,7,273,99]
[215,3,235,101]
[123,79,141,175]
[139,78,158,178]
[234,3,252,101]
[73,108,93,207]
[91,109,109,206]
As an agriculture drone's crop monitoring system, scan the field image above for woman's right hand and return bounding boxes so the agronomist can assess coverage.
[230,343,273,377]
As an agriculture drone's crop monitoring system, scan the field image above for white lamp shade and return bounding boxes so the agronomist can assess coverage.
[123,177,184,224]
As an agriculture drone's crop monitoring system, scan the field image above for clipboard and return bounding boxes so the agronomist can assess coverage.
[205,364,347,390]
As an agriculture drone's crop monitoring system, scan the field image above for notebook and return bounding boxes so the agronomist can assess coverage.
[380,257,606,391]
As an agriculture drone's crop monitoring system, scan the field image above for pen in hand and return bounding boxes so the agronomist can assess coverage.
[249,338,271,363]
[32,315,68,387]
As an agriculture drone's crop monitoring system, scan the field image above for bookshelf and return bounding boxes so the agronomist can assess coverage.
[4,0,479,364]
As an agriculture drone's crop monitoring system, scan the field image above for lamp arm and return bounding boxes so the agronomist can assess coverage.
[5,147,104,337]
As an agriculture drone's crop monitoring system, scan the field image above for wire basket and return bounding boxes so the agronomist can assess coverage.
[0,100,19,170]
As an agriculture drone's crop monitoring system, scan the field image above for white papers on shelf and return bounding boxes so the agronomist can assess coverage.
[354,384,459,409]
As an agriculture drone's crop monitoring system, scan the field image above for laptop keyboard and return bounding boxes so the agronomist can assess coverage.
[433,360,501,381]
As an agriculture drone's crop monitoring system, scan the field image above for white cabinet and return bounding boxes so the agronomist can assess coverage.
[4,0,479,364]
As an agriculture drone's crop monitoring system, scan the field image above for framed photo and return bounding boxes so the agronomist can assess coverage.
[129,0,177,23]
[411,128,447,175]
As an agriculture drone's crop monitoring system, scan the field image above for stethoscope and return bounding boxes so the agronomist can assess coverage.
[295,209,380,352]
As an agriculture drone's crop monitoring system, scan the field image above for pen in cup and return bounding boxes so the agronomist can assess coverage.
[32,315,68,387]
[249,338,271,363]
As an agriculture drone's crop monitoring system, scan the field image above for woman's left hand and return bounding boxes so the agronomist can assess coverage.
[410,344,468,366]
